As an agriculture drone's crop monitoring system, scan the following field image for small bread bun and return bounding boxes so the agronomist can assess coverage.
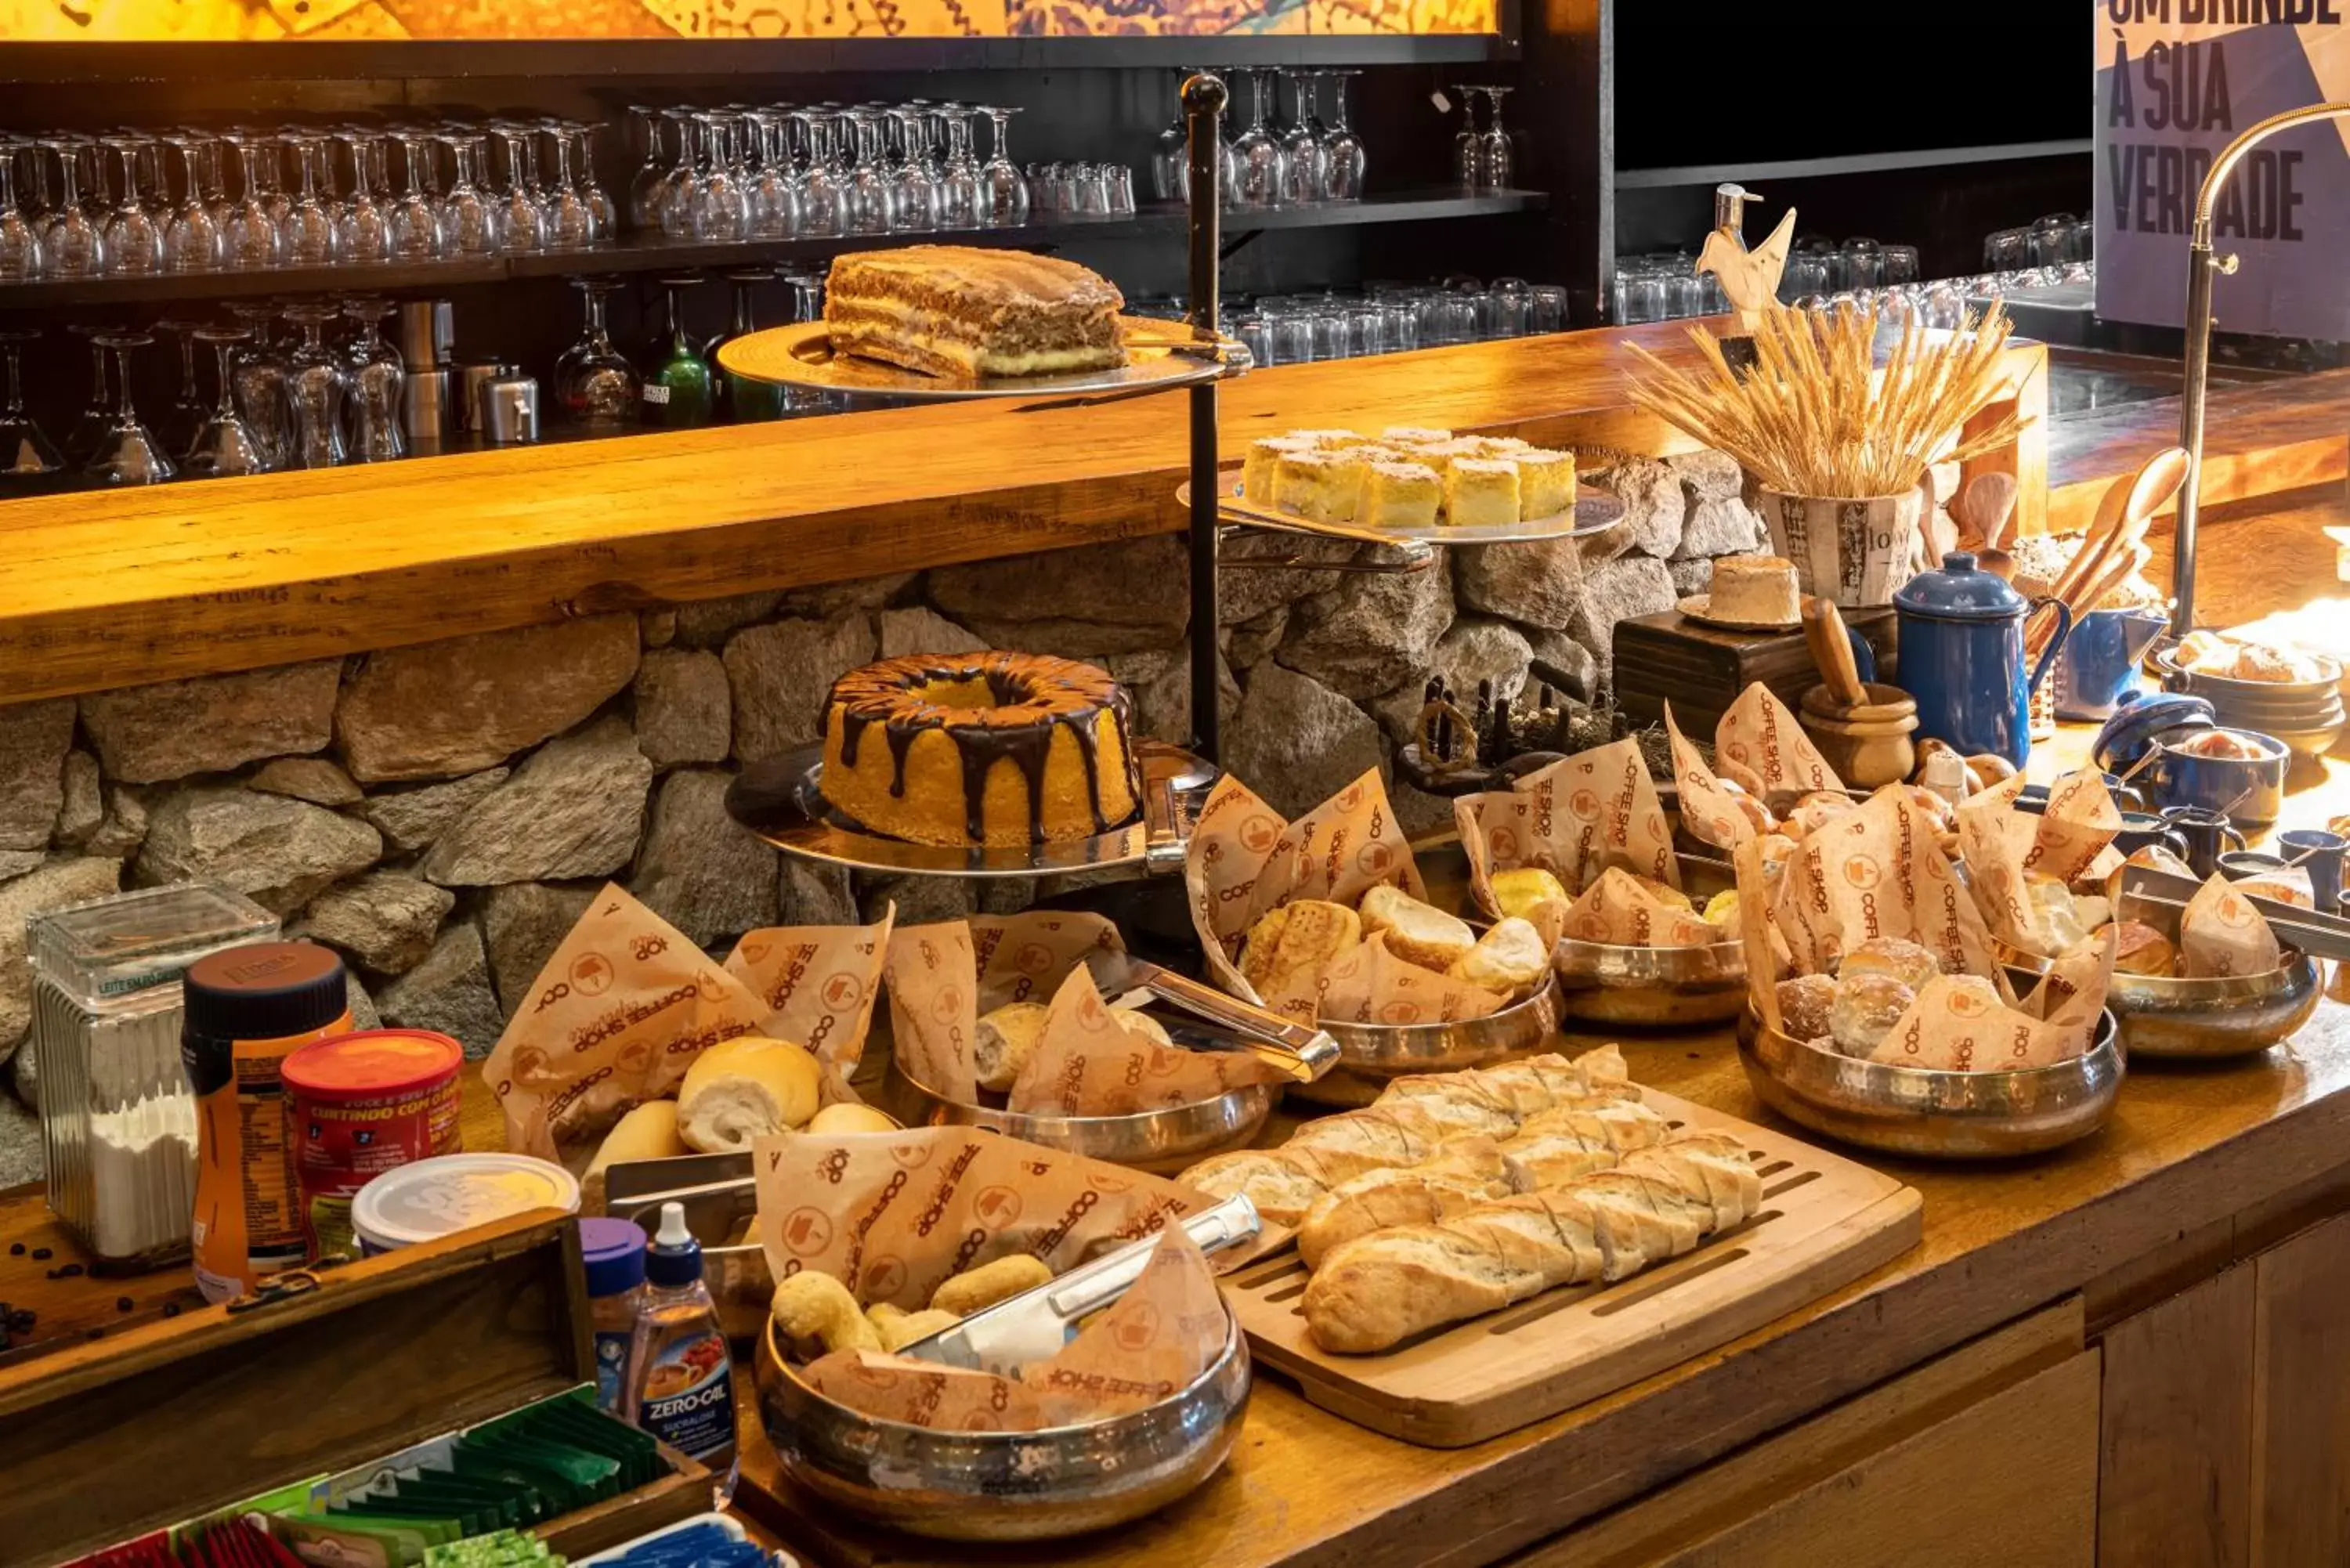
[678,1037,821,1152]
[2110,920,2178,977]
[931,1254,1054,1317]
[1445,916,1550,996]
[1360,884,1477,971]
[1904,785,1957,835]
[873,1306,962,1353]
[1701,889,1741,929]
[1111,1005,1176,1049]
[1830,973,1917,1057]
[1244,899,1364,989]
[773,1270,881,1357]
[1777,973,1838,1041]
[583,1100,686,1211]
[1964,753,2019,790]
[1840,935,1941,992]
[807,1101,901,1135]
[974,1001,1050,1093]
[1491,866,1570,922]
[1788,793,1859,840]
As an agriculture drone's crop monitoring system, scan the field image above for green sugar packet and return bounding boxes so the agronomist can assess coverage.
[513,1400,662,1489]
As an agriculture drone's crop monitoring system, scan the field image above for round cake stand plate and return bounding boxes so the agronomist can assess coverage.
[1181,479,1626,547]
[1675,593,1816,634]
[715,318,1247,403]
[725,738,1219,879]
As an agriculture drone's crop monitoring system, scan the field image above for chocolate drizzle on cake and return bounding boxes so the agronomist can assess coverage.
[823,652,1138,844]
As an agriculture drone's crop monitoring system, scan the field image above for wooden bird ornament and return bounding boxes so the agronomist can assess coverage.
[1697,207,1798,332]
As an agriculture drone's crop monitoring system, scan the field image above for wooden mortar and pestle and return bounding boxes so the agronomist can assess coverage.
[1799,598,1918,787]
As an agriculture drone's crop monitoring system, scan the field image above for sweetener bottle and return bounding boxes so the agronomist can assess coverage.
[624,1201,738,1496]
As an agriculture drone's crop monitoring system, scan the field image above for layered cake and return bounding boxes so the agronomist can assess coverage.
[1358,460,1443,528]
[819,654,1142,847]
[1708,554,1803,624]
[824,247,1127,380]
[1237,424,1581,527]
[1513,449,1578,517]
[1445,458,1522,527]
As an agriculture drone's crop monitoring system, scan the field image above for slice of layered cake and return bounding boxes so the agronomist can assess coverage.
[825,246,1127,379]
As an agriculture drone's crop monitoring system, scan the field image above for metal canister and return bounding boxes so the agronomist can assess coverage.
[454,359,513,434]
[400,367,454,445]
[396,299,454,367]
[481,374,540,443]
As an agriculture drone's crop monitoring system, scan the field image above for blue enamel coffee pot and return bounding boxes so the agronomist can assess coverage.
[1893,552,2073,768]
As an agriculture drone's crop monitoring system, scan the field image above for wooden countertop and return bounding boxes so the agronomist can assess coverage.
[0,323,2044,706]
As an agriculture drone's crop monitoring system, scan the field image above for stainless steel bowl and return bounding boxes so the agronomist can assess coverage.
[2108,948,2319,1059]
[1553,937,1745,1027]
[1735,1005,2124,1158]
[757,1313,1251,1541]
[1296,979,1564,1107]
[884,1059,1273,1175]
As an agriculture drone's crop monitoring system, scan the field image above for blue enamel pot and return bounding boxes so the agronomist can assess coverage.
[1893,552,2073,769]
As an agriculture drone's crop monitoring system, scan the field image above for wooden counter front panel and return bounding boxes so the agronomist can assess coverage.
[2251,1215,2350,1568]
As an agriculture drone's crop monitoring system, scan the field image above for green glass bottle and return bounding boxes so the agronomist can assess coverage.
[642,273,714,429]
[707,266,786,424]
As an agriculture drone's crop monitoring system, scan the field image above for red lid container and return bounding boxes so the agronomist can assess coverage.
[283,1028,465,1099]
[283,1029,466,1261]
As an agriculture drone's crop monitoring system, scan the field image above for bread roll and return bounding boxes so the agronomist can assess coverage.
[773,1270,880,1357]
[1840,936,1940,992]
[1777,973,1838,1042]
[1445,916,1550,996]
[807,1101,900,1134]
[2110,920,2178,976]
[931,1254,1053,1316]
[1829,974,1915,1057]
[973,1001,1049,1092]
[1359,884,1477,971]
[1295,1140,1513,1270]
[582,1100,687,1210]
[1490,866,1569,922]
[874,1306,962,1353]
[678,1038,821,1152]
[1242,899,1363,990]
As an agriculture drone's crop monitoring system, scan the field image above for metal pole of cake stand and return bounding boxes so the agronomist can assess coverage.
[1184,70,1227,763]
[2172,100,2350,638]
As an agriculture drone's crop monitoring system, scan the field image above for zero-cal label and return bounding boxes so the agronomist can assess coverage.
[637,1331,734,1461]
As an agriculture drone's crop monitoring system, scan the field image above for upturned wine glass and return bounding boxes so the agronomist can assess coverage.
[155,316,208,457]
[388,132,443,260]
[568,122,615,241]
[219,131,282,270]
[327,131,391,263]
[0,137,42,280]
[656,110,700,240]
[280,300,347,469]
[39,137,106,278]
[643,273,714,429]
[1324,70,1366,200]
[0,328,63,479]
[687,112,747,243]
[747,110,799,239]
[279,134,338,267]
[1234,71,1283,209]
[935,105,982,231]
[1451,85,1482,190]
[554,276,639,428]
[1477,86,1515,190]
[160,134,219,272]
[438,132,499,257]
[341,297,405,463]
[64,325,113,465]
[226,302,293,466]
[883,107,934,233]
[85,331,176,486]
[1151,70,1188,202]
[841,107,891,237]
[978,106,1029,227]
[1278,72,1328,204]
[626,105,667,231]
[789,110,843,238]
[486,124,547,255]
[706,266,785,423]
[100,137,163,275]
[183,326,270,479]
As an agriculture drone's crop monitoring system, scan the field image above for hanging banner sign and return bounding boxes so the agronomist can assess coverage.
[2095,2,2350,340]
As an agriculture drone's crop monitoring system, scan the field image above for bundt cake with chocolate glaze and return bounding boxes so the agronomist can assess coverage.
[819,653,1143,847]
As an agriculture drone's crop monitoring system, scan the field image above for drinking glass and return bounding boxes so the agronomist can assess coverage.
[280,301,347,469]
[1529,284,1567,334]
[1260,299,1314,363]
[155,316,208,457]
[1343,304,1383,358]
[1233,313,1273,368]
[388,132,443,261]
[157,135,218,273]
[543,122,600,250]
[490,124,547,254]
[1323,70,1365,200]
[1488,279,1531,337]
[748,110,800,238]
[40,137,106,278]
[0,137,42,280]
[1610,271,1665,325]
[1922,283,1967,332]
[438,132,498,257]
[1477,86,1515,191]
[1235,70,1283,208]
[935,105,982,230]
[85,331,175,486]
[226,302,293,467]
[1777,255,1828,302]
[978,106,1029,227]
[555,276,639,428]
[569,122,616,241]
[99,138,163,275]
[687,112,748,244]
[64,325,113,465]
[1451,85,1481,191]
[841,107,891,236]
[2029,213,2077,268]
[790,110,844,238]
[1983,227,2028,272]
[1882,244,1920,287]
[1378,298,1419,353]
[642,273,714,430]
[342,297,405,463]
[277,134,338,266]
[330,132,392,263]
[707,266,785,423]
[626,106,667,231]
[1277,71,1327,204]
[884,107,935,233]
[1838,237,1883,291]
[1102,163,1135,217]
[0,328,63,479]
[183,327,271,479]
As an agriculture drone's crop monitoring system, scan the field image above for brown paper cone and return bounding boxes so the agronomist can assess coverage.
[722,912,896,1071]
[1455,738,1679,915]
[1773,782,2005,988]
[1556,867,1723,948]
[1716,683,1841,797]
[1314,933,1508,1027]
[1243,767,1426,923]
[2025,771,2123,885]
[1022,1225,1228,1419]
[1733,835,1785,1032]
[754,1125,1210,1311]
[1006,966,1285,1116]
[482,883,774,1163]
[884,912,1124,1102]
[1665,702,1756,851]
[1869,927,2116,1070]
[2180,872,2284,979]
[799,1349,1050,1433]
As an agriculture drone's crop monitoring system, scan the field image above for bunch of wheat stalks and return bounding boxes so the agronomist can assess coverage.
[1625,300,2025,499]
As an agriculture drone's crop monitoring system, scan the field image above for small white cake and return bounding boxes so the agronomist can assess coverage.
[1243,436,1318,504]
[1444,459,1521,527]
[1708,555,1802,624]
[1274,449,1354,522]
[1513,450,1577,518]
[1358,460,1444,529]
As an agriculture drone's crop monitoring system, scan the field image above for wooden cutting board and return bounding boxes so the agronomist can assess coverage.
[1224,1089,1922,1448]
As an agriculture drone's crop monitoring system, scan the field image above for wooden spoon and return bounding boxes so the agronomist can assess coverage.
[1954,471,2020,579]
[1803,598,1868,708]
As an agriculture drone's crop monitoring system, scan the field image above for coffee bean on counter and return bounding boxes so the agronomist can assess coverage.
[8,1241,22,1255]
[116,1296,134,1313]
[29,1247,51,1260]
[43,1263,85,1280]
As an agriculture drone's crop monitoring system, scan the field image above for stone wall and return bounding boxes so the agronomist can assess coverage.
[0,450,1759,1176]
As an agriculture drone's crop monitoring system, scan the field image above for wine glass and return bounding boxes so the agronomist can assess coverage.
[626,105,667,231]
[1151,70,1188,202]
[568,122,615,242]
[486,123,546,255]
[643,273,714,429]
[159,134,219,273]
[554,277,639,428]
[183,326,271,479]
[437,132,498,257]
[1278,71,1327,204]
[154,316,208,457]
[226,301,293,467]
[64,324,114,465]
[218,131,282,270]
[978,106,1029,227]
[841,107,891,237]
[884,107,935,233]
[85,331,176,486]
[0,328,63,480]
[687,112,747,243]
[327,131,391,263]
[656,109,700,241]
[935,105,982,231]
[341,297,405,464]
[385,132,442,260]
[1324,70,1366,200]
[1451,84,1482,190]
[280,300,347,469]
[706,266,784,423]
[1477,86,1515,190]
[747,109,799,239]
[789,110,843,238]
[0,136,42,280]
[99,137,163,275]
[1234,71,1283,209]
[279,133,338,267]
[39,136,106,278]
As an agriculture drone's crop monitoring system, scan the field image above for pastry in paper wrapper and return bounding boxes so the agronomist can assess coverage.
[1716,683,1840,797]
[2179,872,2285,978]
[1454,738,1680,918]
[2024,770,2124,884]
[1960,772,2126,956]
[1556,867,1724,948]
[484,884,889,1162]
[1766,784,2006,986]
[2231,865,2314,911]
[795,1227,1229,1431]
[1665,703,1760,851]
[1007,965,1285,1116]
[884,912,1123,1102]
[754,1124,1210,1312]
[1867,927,2117,1070]
[1314,933,1508,1028]
[1184,768,1434,1023]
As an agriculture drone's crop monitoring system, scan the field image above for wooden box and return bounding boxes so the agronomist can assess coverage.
[0,1212,710,1568]
[1613,608,1900,735]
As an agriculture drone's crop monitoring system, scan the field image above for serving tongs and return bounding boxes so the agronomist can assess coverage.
[896,1194,1262,1375]
[1083,947,1341,1085]
[2117,862,2350,961]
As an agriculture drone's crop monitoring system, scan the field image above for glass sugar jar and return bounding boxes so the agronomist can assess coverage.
[31,882,278,1272]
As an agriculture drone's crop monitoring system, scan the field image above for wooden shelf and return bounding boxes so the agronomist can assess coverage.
[0,191,1547,312]
[1612,140,2093,190]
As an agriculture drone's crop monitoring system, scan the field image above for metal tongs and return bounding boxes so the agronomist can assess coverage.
[897,1194,1261,1375]
[2119,862,2350,961]
[1083,948,1340,1084]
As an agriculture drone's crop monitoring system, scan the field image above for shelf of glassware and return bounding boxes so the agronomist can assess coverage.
[0,188,1548,310]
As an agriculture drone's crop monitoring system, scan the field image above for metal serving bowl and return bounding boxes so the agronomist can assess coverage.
[1734,1004,2124,1158]
[757,1314,1251,1541]
[1296,978,1564,1107]
[2109,948,2320,1059]
[1550,851,1744,1027]
[883,1058,1272,1176]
